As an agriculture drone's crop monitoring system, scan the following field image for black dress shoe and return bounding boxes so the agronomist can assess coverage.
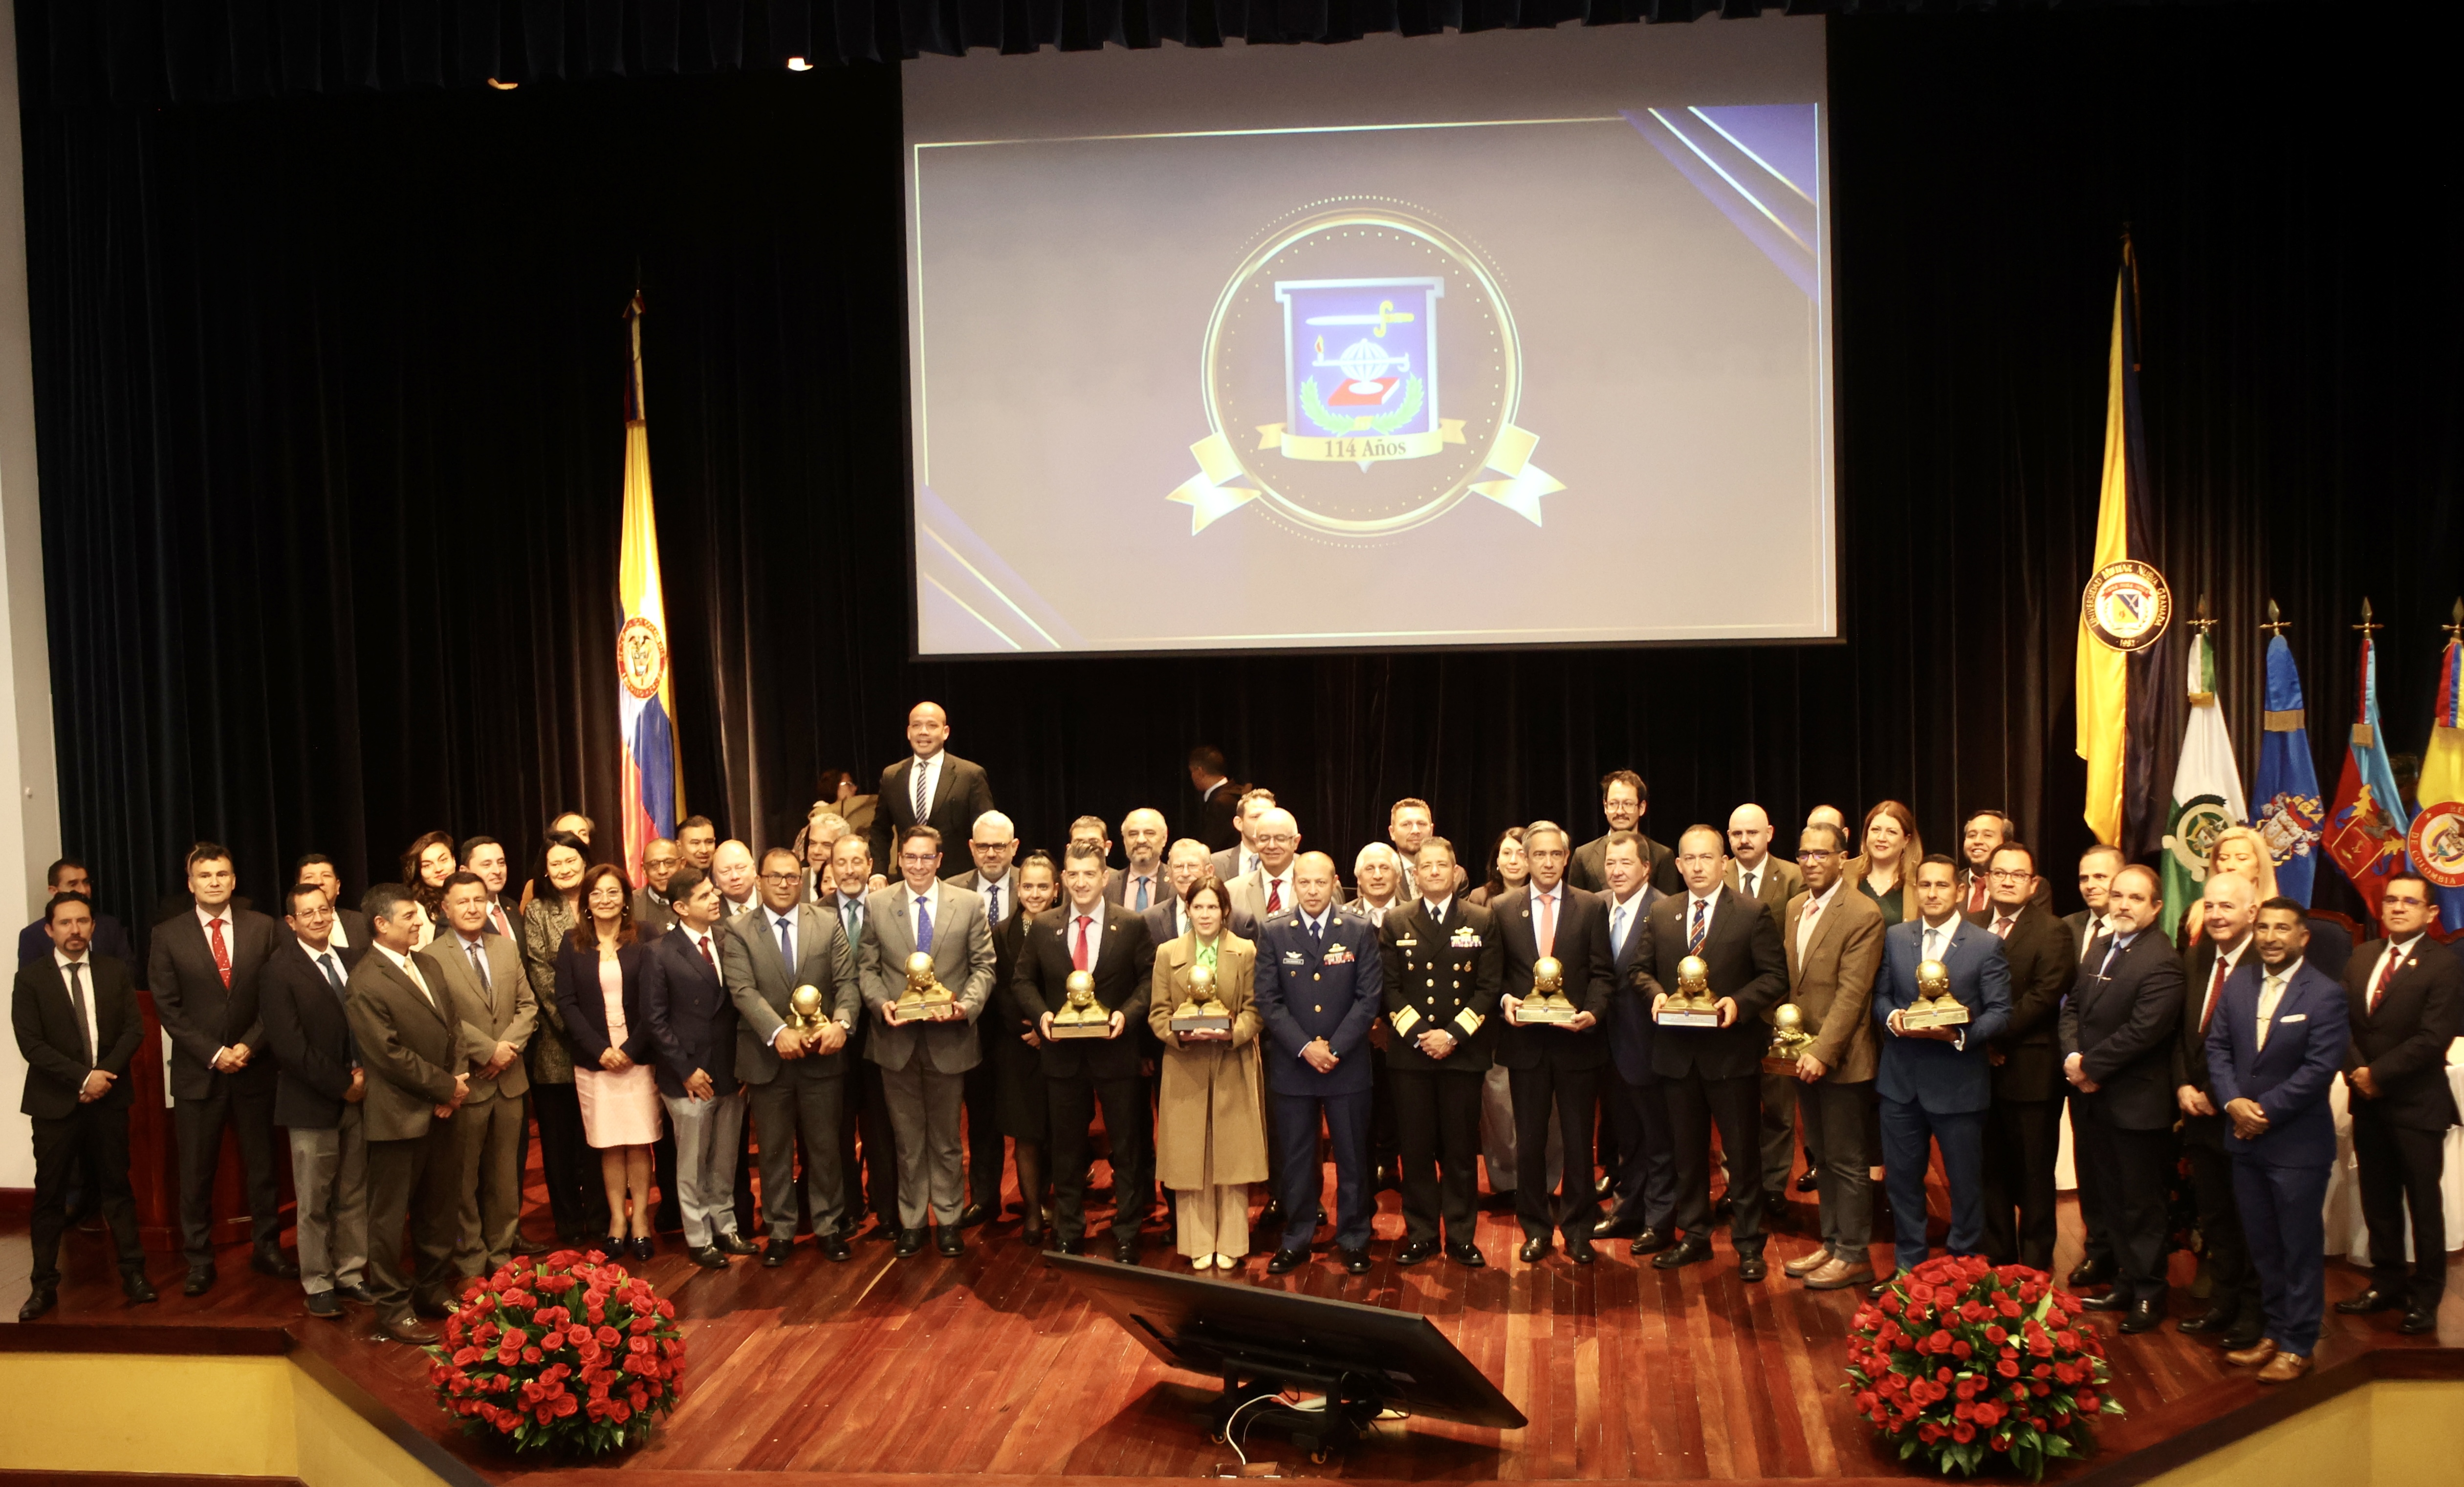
[1738,1252,1768,1283]
[1653,1236,1712,1270]
[1112,1238,1141,1265]
[1594,1213,1643,1240]
[936,1228,965,1257]
[1519,1236,1553,1263]
[1628,1227,1673,1256]
[414,1298,455,1320]
[598,1236,628,1258]
[1446,1241,1485,1268]
[1395,1238,1438,1266]
[123,1274,159,1305]
[716,1232,759,1256]
[1568,1237,1597,1266]
[2401,1307,2439,1336]
[1267,1248,1310,1275]
[763,1238,793,1268]
[335,1282,377,1305]
[1020,1225,1047,1249]
[2118,1298,2163,1335]
[1868,1270,1902,1300]
[956,1203,990,1229]
[1375,1161,1400,1193]
[634,1236,659,1261]
[305,1290,342,1318]
[2068,1257,2115,1289]
[1260,1197,1284,1226]
[1339,1247,1373,1275]
[1795,1170,1820,1193]
[820,1229,853,1262]
[689,1245,729,1270]
[2335,1287,2400,1315]
[183,1265,217,1297]
[895,1228,925,1258]
[2078,1291,2131,1312]
[2178,1305,2235,1334]
[509,1235,551,1257]
[1595,1171,1615,1198]
[19,1285,56,1321]
[2221,1323,2265,1352]
[251,1250,302,1280]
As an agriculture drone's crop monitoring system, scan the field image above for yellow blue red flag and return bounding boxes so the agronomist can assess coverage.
[616,292,681,886]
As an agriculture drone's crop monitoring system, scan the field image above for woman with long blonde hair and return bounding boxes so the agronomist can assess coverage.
[1844,800,1924,923]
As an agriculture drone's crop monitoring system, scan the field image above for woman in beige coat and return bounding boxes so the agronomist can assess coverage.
[1148,879,1268,1271]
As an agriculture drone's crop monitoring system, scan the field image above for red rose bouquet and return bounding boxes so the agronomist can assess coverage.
[1843,1255,2123,1481]
[427,1248,688,1455]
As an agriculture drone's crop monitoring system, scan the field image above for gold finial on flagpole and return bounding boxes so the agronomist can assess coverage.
[2445,598,2464,643]
[2260,599,2289,636]
[2355,597,2381,636]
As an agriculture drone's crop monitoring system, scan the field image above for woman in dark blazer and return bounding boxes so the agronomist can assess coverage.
[553,865,662,1259]
[986,851,1059,1244]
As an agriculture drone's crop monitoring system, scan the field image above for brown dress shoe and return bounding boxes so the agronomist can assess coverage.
[2255,1351,2311,1384]
[1805,1255,1877,1291]
[1782,1248,1833,1279]
[2224,1338,2278,1369]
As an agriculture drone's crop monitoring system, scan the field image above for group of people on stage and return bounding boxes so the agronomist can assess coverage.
[13,702,2460,1386]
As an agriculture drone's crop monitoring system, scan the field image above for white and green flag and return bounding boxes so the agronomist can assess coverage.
[2159,630,2247,938]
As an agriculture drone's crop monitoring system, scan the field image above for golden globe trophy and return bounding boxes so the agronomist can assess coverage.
[1051,970,1112,1038]
[1762,1003,1817,1074]
[1656,955,1723,1028]
[1517,955,1579,1025]
[891,950,955,1024]
[1169,962,1234,1035]
[1900,960,1970,1030]
[788,984,829,1034]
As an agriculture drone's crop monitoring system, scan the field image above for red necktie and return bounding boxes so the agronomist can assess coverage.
[1072,915,1092,971]
[2199,955,2228,1034]
[1267,879,1283,914]
[696,934,715,970]
[2370,945,2402,1012]
[1992,914,2014,939]
[209,917,233,988]
[490,905,511,939]
[1536,891,1556,957]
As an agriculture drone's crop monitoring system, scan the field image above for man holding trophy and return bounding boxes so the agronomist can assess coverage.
[1768,821,1884,1291]
[1493,821,1614,1264]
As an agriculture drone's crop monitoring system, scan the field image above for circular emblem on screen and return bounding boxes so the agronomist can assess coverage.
[2407,803,2464,889]
[617,617,668,700]
[1161,204,1562,538]
[2082,559,2172,652]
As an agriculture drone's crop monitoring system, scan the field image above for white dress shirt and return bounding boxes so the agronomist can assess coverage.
[2196,938,2251,1029]
[1607,888,1648,958]
[1298,905,1331,938]
[2367,935,2425,1001]
[907,753,943,816]
[1920,914,1961,964]
[55,949,99,1065]
[1063,901,1106,968]
[1795,879,1842,964]
[1683,888,1722,944]
[764,907,801,972]
[974,869,1013,927]
[327,915,351,949]
[1255,866,1296,916]
[375,943,439,1010]
[1736,859,1767,901]
[2254,956,2303,1050]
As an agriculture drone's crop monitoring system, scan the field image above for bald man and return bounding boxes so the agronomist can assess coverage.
[870,702,997,880]
[711,840,760,921]
[2174,873,2264,1347]
[1105,809,1176,914]
[1724,805,1805,922]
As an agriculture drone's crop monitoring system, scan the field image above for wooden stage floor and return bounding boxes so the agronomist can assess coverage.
[5,1164,2460,1486]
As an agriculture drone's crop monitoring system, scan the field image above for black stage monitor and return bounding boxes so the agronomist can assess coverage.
[1047,1253,1526,1432]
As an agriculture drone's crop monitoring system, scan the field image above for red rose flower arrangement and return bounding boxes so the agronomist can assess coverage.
[426,1248,688,1455]
[1843,1255,2123,1481]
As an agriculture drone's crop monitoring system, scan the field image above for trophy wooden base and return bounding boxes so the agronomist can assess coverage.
[1656,1008,1722,1029]
[1761,1053,1808,1075]
[1050,1019,1112,1039]
[1517,1001,1579,1025]
[891,999,954,1025]
[1169,1013,1233,1034]
[1900,1003,1971,1030]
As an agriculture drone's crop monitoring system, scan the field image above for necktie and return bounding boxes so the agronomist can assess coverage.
[695,935,715,970]
[2370,944,2402,1012]
[1687,898,1706,954]
[2097,938,2122,979]
[1992,914,2014,939]
[1925,926,1944,963]
[2200,954,2228,1034]
[490,905,511,939]
[914,758,931,820]
[1611,903,1629,955]
[1535,891,1556,957]
[776,914,795,970]
[2258,972,2284,1050]
[915,894,934,954]
[1134,876,1150,912]
[65,961,93,1065]
[318,952,345,998]
[467,940,491,993]
[1311,915,1325,943]
[209,917,233,988]
[1072,915,1092,971]
[1744,867,1759,899]
[1267,878,1284,915]
[987,883,1002,925]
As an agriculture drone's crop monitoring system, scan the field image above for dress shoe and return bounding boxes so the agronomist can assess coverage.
[597,1236,628,1258]
[123,1274,159,1305]
[2067,1257,2115,1289]
[2257,1351,2313,1384]
[629,1236,655,1262]
[2078,1291,2132,1312]
[1339,1247,1373,1275]
[1568,1238,1597,1266]
[2224,1338,2279,1369]
[716,1232,759,1256]
[1267,1248,1309,1275]
[956,1203,991,1229]
[2221,1322,2266,1353]
[1867,1270,1903,1300]
[1805,1255,1875,1291]
[1446,1241,1486,1268]
[820,1230,853,1262]
[19,1285,57,1321]
[936,1228,965,1258]
[689,1245,729,1270]
[1595,1171,1615,1198]
[1784,1248,1835,1279]
[1519,1236,1553,1263]
[1396,1238,1439,1266]
[763,1238,793,1268]
[1593,1212,1643,1240]
[895,1228,925,1258]
[2400,1307,2438,1336]
[2334,1286,2400,1314]
[1020,1225,1047,1249]
[305,1290,342,1318]
[509,1235,551,1257]
[1653,1237,1712,1270]
[1112,1238,1141,1265]
[335,1282,377,1305]
[1376,1161,1400,1193]
[1738,1252,1769,1283]
[1057,1236,1088,1256]
[1628,1227,1673,1256]
[2118,1298,2163,1334]
[2177,1304,2237,1334]
[182,1265,217,1297]
[1260,1197,1284,1226]
[1214,1254,1240,1271]
[414,1298,456,1320]
[381,1315,439,1346]
[1795,1170,1819,1194]
[251,1250,302,1280]
[1711,1193,1733,1218]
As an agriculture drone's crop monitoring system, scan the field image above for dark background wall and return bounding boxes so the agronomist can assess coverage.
[16,6,2459,932]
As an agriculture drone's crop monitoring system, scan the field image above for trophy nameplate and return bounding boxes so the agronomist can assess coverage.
[892,950,956,1024]
[1051,970,1113,1038]
[1656,955,1723,1028]
[1762,1002,1817,1074]
[1517,954,1579,1025]
[1169,962,1234,1035]
[1900,960,1969,1029]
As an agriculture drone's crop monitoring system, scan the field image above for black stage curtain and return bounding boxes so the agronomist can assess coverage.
[21,9,2461,936]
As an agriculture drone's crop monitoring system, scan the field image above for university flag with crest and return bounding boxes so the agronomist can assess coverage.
[2249,634,2324,905]
[2158,630,2245,940]
[2323,625,2410,917]
[616,292,682,887]
[2409,627,2464,927]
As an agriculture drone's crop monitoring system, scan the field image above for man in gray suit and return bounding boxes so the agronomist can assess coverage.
[862,824,998,1256]
[428,872,538,1276]
[1105,808,1176,915]
[723,846,863,1267]
[1228,807,1303,924]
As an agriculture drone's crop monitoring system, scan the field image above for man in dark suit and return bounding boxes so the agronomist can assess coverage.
[2205,899,2350,1384]
[642,867,756,1269]
[2172,872,2264,1347]
[1874,856,2012,1293]
[1731,803,1810,1207]
[1187,745,1242,852]
[293,855,372,967]
[2060,844,2126,964]
[819,833,901,1242]
[1014,840,1157,1262]
[1972,842,2075,1273]
[429,872,538,1275]
[1148,839,1257,943]
[345,884,470,1345]
[2332,872,2463,1335]
[260,883,373,1318]
[1631,824,1788,1279]
[632,837,682,939]
[2061,862,2186,1334]
[1209,787,1276,885]
[14,892,153,1319]
[1594,831,1672,1252]
[1567,770,1681,896]
[15,859,135,968]
[1254,852,1385,1274]
[1379,838,1502,1267]
[149,840,291,1294]
[1105,808,1176,916]
[951,809,1022,1225]
[869,701,997,881]
[1493,821,1614,1264]
[1774,822,1885,1291]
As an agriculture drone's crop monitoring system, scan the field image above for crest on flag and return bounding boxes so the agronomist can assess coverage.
[2083,559,2172,652]
[2163,795,2235,879]
[2254,790,2324,867]
[2409,803,2464,889]
[618,616,668,700]
[2325,784,2406,887]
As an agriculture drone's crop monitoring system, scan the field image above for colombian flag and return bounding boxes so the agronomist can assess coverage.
[2412,622,2464,926]
[616,292,681,887]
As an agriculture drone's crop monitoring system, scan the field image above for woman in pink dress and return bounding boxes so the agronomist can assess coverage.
[554,863,663,1260]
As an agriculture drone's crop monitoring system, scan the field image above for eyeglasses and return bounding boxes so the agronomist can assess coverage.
[759,872,801,885]
[898,853,940,866]
[1796,849,1835,862]
[1986,868,2033,882]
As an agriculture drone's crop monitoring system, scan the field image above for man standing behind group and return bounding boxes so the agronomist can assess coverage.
[678,817,718,873]
[1596,831,1673,1251]
[1774,823,1882,1291]
[1972,843,2075,1274]
[1253,852,1385,1274]
[1211,789,1276,884]
[1188,746,1242,851]
[953,809,1022,1223]
[641,866,756,1269]
[1731,802,1809,1207]
[1569,771,1680,895]
[1107,809,1175,915]
[1380,839,1500,1267]
[872,701,996,880]
[459,838,522,942]
[1495,821,1614,1264]
[713,841,760,921]
[1726,805,1804,924]
[633,838,682,938]
[260,884,371,1317]
[1231,808,1302,923]
[15,859,135,968]
[1152,839,1256,942]
[430,872,537,1275]
[151,842,289,1295]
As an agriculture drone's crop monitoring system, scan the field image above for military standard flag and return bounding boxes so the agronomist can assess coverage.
[2248,631,2324,905]
[2323,616,2410,916]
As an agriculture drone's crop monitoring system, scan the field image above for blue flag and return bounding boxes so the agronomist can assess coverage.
[2249,636,2325,905]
